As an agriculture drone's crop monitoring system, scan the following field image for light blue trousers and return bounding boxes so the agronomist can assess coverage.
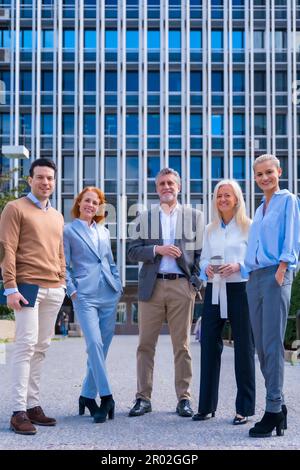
[73,280,120,398]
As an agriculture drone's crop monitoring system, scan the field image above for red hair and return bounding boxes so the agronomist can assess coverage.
[71,187,106,223]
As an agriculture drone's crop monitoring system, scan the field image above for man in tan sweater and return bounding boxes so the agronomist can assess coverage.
[0,158,66,435]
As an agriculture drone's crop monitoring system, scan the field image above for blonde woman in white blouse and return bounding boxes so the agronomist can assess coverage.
[192,179,255,425]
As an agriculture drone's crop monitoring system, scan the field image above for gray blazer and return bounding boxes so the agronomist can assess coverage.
[128,204,204,301]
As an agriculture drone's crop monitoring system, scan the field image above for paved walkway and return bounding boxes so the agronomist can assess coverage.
[0,335,299,450]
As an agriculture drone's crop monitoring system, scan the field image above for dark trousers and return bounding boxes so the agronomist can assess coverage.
[197,282,255,416]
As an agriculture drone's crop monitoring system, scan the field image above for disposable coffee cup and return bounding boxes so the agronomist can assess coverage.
[210,255,224,274]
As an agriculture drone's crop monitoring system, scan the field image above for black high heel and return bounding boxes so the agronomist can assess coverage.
[282,404,287,430]
[192,411,215,421]
[94,396,115,423]
[249,411,285,438]
[79,396,99,417]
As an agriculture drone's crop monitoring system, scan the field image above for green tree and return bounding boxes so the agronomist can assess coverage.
[0,169,27,213]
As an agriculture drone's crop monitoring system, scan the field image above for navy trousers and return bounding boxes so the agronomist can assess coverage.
[197,282,255,416]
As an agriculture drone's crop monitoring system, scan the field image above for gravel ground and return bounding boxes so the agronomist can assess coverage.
[0,335,299,450]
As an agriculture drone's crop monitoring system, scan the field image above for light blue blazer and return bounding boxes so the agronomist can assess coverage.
[63,219,122,298]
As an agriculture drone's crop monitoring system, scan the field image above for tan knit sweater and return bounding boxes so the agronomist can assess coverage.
[0,197,65,289]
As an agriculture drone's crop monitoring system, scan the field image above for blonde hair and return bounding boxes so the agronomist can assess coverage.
[209,179,251,233]
[253,154,280,170]
[71,187,106,223]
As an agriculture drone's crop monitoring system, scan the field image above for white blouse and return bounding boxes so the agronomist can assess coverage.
[200,218,249,284]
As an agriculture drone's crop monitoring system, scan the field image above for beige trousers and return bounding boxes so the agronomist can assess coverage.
[136,278,195,402]
[12,287,65,411]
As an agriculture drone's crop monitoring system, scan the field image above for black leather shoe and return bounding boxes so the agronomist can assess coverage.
[192,411,215,421]
[249,411,285,438]
[128,398,152,417]
[232,415,248,425]
[282,404,287,430]
[79,396,99,417]
[176,399,193,417]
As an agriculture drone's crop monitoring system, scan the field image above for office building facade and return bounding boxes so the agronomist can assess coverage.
[0,0,299,330]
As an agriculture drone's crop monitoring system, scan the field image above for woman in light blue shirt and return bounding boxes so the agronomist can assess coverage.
[245,154,300,438]
[64,187,122,424]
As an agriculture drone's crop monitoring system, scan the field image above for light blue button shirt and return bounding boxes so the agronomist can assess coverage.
[4,192,52,296]
[244,189,300,272]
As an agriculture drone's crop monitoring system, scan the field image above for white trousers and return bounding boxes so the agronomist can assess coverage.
[12,287,65,411]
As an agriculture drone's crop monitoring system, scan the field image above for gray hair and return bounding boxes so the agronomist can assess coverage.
[253,154,280,170]
[155,168,181,186]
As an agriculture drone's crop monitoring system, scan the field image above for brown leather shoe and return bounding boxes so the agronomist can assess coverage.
[10,412,37,435]
[27,406,56,426]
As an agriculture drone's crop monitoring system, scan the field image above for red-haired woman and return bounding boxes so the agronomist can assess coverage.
[64,187,122,424]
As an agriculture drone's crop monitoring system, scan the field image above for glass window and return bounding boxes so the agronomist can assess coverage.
[212,156,224,178]
[105,114,117,134]
[276,114,287,135]
[169,114,181,134]
[148,114,160,135]
[126,30,139,49]
[63,156,74,179]
[20,71,32,91]
[0,30,10,48]
[63,30,75,49]
[126,156,139,179]
[0,113,10,134]
[211,30,223,49]
[105,30,118,48]
[169,156,181,175]
[148,30,160,49]
[212,71,223,92]
[233,114,245,135]
[147,156,160,178]
[41,71,53,91]
[84,30,96,48]
[41,114,53,134]
[254,71,266,92]
[20,114,31,134]
[148,71,160,91]
[190,71,202,92]
[126,114,139,135]
[190,114,202,134]
[105,155,117,179]
[0,71,10,94]
[190,30,202,49]
[254,30,264,49]
[254,114,267,135]
[126,71,138,92]
[62,113,74,134]
[62,71,74,91]
[169,72,181,92]
[105,71,117,92]
[232,30,245,49]
[84,156,95,179]
[211,114,223,135]
[233,156,245,179]
[84,113,96,134]
[169,30,181,49]
[42,30,54,48]
[233,71,245,92]
[275,30,287,49]
[190,156,202,179]
[20,30,33,49]
[84,71,96,91]
[275,71,287,92]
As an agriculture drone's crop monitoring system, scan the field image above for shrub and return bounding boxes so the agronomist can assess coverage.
[285,270,300,349]
[0,305,15,320]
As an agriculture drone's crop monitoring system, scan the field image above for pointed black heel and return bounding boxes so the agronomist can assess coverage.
[94,396,115,423]
[192,411,215,421]
[79,396,99,417]
[249,411,285,438]
[282,404,287,430]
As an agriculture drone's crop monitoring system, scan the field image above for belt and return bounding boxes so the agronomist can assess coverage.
[157,273,186,280]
